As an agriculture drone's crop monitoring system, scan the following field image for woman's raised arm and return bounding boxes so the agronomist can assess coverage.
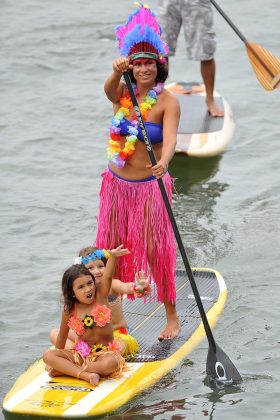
[104,57,132,103]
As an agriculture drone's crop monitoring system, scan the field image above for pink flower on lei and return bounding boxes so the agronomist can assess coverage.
[67,316,85,336]
[73,339,91,358]
[91,304,111,327]
[107,340,121,355]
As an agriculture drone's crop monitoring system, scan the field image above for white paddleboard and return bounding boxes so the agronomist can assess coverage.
[167,82,235,157]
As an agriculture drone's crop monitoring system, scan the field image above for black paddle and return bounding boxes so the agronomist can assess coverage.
[123,71,242,386]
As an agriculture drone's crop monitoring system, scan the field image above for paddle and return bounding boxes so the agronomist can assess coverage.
[123,72,242,386]
[209,0,280,91]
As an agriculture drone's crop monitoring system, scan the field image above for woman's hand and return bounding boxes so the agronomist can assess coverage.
[146,159,168,179]
[104,57,131,103]
[113,57,133,75]
[108,244,130,258]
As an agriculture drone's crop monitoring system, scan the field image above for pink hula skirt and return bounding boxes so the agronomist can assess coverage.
[95,168,177,303]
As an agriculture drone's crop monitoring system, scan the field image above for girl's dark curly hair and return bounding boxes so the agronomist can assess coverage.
[127,61,168,84]
[61,264,95,313]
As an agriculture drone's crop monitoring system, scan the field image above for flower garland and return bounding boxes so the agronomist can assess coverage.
[80,249,110,265]
[67,304,111,336]
[107,82,164,168]
[73,339,121,358]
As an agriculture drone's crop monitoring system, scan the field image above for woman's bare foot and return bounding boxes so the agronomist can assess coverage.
[158,314,180,341]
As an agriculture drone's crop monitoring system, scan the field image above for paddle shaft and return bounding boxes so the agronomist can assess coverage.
[209,0,275,78]
[209,0,246,42]
[123,72,216,353]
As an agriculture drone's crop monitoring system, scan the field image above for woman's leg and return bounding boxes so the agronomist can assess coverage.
[145,176,180,340]
[146,232,180,340]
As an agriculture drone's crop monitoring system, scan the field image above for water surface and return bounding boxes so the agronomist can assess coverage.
[1,1,280,419]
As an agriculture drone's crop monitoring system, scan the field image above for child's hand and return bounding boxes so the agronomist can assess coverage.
[135,271,149,289]
[134,271,151,297]
[108,244,130,258]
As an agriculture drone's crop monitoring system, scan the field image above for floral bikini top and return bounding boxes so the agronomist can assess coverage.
[67,303,111,336]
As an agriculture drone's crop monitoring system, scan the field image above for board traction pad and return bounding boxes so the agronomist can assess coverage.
[176,94,224,135]
[168,81,224,135]
[125,269,219,362]
[2,269,221,419]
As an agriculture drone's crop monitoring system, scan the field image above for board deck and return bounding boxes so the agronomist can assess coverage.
[166,82,235,157]
[3,268,227,418]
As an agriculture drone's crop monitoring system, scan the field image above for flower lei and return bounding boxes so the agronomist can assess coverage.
[107,82,164,168]
[67,304,111,336]
[73,339,121,358]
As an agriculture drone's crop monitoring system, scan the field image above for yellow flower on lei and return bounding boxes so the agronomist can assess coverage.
[83,315,95,328]
[118,107,130,116]
[91,344,108,353]
[140,102,152,112]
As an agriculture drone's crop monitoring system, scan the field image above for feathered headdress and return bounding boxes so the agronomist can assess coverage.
[115,2,169,63]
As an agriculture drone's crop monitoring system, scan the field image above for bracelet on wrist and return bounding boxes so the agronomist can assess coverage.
[133,283,151,298]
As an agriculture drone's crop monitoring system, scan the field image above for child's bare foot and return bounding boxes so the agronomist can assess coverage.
[78,370,100,386]
[88,373,100,386]
[82,372,100,386]
[158,315,180,341]
[46,366,63,377]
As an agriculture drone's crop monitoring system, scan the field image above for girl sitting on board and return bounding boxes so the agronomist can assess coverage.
[43,245,129,386]
[49,246,151,357]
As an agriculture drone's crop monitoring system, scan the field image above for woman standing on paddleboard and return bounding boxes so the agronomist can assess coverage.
[95,3,180,341]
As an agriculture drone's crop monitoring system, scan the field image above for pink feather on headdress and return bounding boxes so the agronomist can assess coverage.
[115,2,169,58]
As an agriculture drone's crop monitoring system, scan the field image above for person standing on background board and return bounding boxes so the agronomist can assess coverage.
[157,0,224,117]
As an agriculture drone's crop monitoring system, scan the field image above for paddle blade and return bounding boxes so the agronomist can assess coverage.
[206,343,242,386]
[246,42,280,91]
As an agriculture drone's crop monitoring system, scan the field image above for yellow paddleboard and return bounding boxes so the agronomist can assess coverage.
[167,82,235,157]
[3,268,227,418]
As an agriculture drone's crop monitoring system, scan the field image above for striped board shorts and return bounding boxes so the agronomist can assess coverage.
[157,0,216,61]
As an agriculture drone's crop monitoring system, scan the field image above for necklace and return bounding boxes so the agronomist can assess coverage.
[107,82,164,168]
